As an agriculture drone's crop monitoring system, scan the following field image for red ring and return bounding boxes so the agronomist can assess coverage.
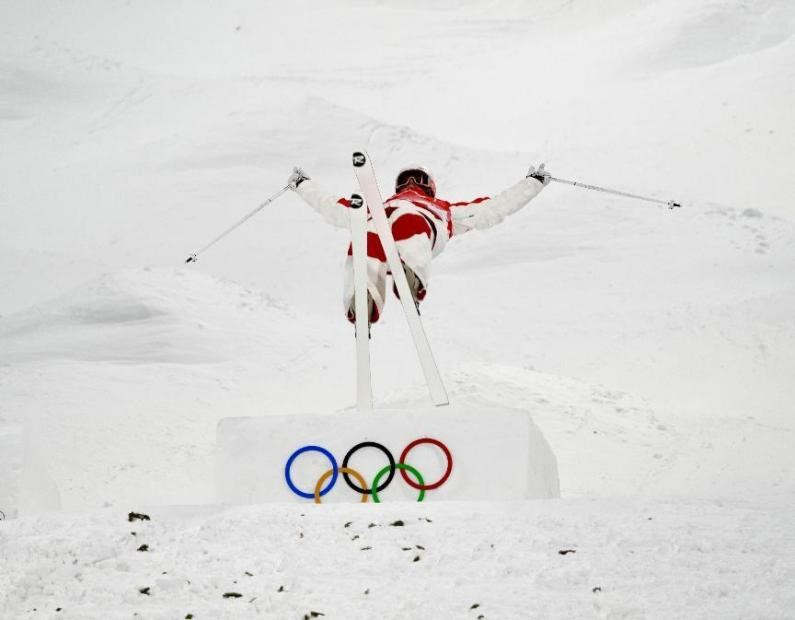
[399,438,452,490]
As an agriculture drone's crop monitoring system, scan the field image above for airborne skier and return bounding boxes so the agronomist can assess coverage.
[288,164,550,325]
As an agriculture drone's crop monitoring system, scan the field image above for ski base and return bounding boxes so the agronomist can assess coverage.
[353,150,448,407]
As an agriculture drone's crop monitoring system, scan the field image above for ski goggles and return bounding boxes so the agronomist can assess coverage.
[396,169,433,195]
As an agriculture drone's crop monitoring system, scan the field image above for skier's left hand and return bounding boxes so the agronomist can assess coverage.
[287,167,311,189]
[527,163,550,186]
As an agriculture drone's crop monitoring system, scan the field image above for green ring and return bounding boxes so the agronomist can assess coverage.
[371,463,425,503]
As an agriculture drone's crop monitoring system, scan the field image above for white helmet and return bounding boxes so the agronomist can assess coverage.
[395,166,436,198]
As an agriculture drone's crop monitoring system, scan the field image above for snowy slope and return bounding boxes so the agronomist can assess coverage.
[1,0,794,617]
[2,499,793,618]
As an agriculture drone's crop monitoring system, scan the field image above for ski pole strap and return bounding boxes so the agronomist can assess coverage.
[549,176,681,210]
[185,185,291,263]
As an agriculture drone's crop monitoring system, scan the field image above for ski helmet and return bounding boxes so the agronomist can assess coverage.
[395,166,436,198]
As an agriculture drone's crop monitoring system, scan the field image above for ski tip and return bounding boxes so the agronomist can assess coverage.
[352,152,366,167]
[185,254,197,264]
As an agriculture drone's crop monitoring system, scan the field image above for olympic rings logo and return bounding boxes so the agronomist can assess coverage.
[284,438,453,503]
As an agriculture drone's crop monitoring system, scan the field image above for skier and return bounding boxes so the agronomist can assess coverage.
[288,164,550,325]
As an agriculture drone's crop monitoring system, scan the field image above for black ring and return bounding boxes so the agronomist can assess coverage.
[342,441,395,495]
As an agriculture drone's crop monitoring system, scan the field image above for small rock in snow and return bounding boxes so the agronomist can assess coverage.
[390,520,404,526]
[136,544,149,552]
[470,603,480,609]
[592,586,602,593]
[344,521,352,528]
[558,549,576,555]
[222,592,242,599]
[413,555,420,562]
[128,512,150,522]
[138,587,151,595]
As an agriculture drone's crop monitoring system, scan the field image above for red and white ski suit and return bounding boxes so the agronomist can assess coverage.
[295,176,545,322]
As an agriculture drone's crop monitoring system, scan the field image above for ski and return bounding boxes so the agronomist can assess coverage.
[349,193,373,412]
[352,151,449,407]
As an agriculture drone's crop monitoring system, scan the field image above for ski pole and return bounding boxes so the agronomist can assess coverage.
[184,185,290,263]
[548,176,681,209]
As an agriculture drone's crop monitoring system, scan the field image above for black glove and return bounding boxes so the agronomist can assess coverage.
[287,167,310,189]
[526,163,550,186]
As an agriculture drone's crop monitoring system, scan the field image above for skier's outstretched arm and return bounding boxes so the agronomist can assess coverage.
[451,164,550,233]
[288,167,351,229]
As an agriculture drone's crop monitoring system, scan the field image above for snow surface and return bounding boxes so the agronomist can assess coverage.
[1,0,794,617]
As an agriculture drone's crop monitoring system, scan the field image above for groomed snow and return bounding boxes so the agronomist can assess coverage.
[1,0,794,617]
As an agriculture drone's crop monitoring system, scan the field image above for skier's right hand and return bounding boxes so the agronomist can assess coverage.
[287,167,311,189]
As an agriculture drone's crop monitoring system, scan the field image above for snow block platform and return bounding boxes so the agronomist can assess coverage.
[0,425,61,518]
[216,403,559,504]
[0,425,24,520]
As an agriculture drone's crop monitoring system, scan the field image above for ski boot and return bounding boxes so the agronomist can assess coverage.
[347,292,376,338]
[392,264,425,314]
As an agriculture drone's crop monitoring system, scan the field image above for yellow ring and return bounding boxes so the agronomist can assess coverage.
[314,467,369,504]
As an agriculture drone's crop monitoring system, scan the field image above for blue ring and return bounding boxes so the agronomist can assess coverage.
[284,445,338,499]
